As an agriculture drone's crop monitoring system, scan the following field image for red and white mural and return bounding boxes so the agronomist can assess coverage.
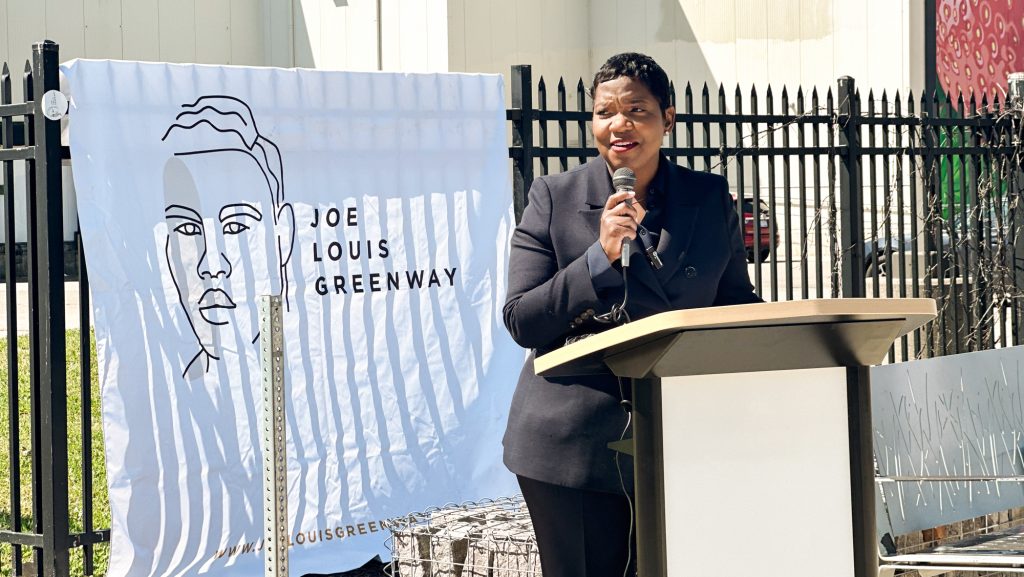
[937,0,1024,100]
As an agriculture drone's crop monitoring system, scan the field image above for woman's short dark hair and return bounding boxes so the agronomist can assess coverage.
[590,52,671,112]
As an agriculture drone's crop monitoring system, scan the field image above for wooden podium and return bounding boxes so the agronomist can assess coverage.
[534,298,936,577]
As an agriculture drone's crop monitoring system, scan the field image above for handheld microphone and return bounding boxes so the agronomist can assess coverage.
[611,167,636,268]
[611,168,665,270]
[594,168,638,326]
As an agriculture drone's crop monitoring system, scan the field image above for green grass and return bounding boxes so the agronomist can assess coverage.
[0,330,110,576]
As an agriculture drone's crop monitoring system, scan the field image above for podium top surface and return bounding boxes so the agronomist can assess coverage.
[534,298,937,378]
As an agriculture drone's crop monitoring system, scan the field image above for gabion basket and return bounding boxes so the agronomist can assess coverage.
[388,496,541,577]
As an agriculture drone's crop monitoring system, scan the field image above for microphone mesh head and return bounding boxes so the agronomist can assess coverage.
[612,167,636,190]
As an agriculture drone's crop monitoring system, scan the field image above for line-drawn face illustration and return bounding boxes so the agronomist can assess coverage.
[161,96,294,379]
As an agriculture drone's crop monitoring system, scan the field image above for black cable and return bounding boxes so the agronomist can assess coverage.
[614,376,635,577]
[594,265,632,325]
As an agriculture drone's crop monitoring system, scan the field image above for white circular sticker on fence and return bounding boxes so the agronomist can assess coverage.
[41,90,68,121]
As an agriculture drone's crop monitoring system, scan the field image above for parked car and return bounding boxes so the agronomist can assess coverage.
[866,201,1021,278]
[864,234,941,278]
[733,196,779,263]
[864,230,1013,278]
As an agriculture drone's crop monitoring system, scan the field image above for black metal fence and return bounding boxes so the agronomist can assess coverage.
[1,45,1023,576]
[509,64,1024,363]
[1,41,104,577]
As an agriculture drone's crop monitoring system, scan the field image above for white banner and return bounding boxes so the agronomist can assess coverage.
[63,60,519,577]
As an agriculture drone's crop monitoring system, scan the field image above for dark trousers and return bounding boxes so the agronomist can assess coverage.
[517,475,636,577]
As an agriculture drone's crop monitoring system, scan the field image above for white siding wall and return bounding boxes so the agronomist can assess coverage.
[0,0,451,242]
[0,163,74,244]
[0,164,27,244]
[587,0,923,103]
[0,0,276,102]
[0,0,926,246]
[0,0,285,243]
[447,0,590,111]
[292,0,447,72]
[0,0,453,95]
[445,0,923,144]
[295,0,369,70]
[380,0,447,71]
[1,0,921,122]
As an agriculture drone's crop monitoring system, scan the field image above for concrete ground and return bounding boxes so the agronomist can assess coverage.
[0,281,88,336]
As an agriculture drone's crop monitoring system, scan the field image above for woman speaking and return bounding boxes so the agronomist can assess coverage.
[502,53,761,576]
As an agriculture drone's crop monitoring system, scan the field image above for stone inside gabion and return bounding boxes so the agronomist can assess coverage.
[390,497,541,577]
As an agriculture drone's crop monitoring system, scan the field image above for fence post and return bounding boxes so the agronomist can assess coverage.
[31,39,70,577]
[836,80,879,577]
[837,76,866,298]
[510,65,533,223]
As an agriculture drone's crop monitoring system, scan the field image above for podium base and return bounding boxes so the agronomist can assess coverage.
[632,366,876,577]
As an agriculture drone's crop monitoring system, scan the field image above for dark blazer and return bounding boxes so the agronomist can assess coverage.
[502,156,761,493]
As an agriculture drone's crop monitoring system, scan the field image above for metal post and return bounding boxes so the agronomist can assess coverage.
[77,228,97,573]
[24,55,45,575]
[838,76,866,297]
[260,295,288,577]
[847,366,878,577]
[924,0,937,99]
[511,65,533,223]
[632,377,667,577]
[31,39,69,577]
[1014,160,1024,343]
[1,60,25,577]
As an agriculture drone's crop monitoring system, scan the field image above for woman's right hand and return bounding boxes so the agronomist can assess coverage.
[599,189,640,263]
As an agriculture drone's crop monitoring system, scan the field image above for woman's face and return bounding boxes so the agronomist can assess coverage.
[592,76,674,180]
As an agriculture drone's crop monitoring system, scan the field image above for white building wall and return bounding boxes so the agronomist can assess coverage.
[0,0,451,242]
[380,0,448,71]
[447,0,591,109]
[0,0,275,102]
[291,0,448,72]
[0,0,285,243]
[0,0,926,246]
[578,0,924,303]
[294,0,371,70]
[1,0,923,122]
[587,0,923,106]
[0,0,450,101]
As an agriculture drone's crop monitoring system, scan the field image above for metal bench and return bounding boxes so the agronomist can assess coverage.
[877,480,1024,575]
[872,345,1024,576]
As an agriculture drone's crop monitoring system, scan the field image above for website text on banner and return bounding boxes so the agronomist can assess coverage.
[63,60,520,577]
